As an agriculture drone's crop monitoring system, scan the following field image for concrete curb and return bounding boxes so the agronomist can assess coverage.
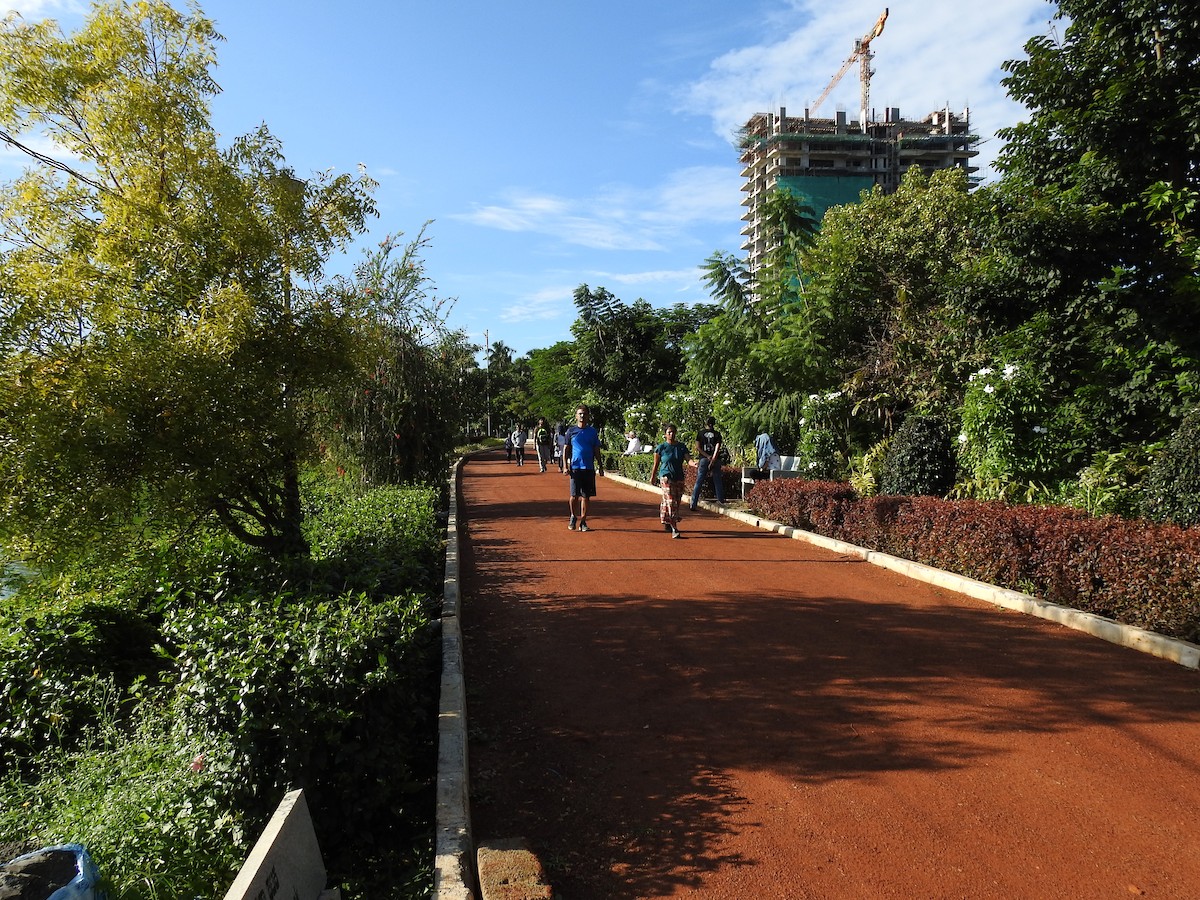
[435,456,476,900]
[607,472,1200,671]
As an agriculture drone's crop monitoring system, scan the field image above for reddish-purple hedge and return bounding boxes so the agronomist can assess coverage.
[745,479,1200,643]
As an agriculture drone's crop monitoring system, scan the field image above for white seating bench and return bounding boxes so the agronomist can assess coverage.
[740,455,804,497]
[770,456,804,479]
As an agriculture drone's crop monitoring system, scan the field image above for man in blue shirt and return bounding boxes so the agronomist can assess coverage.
[565,404,604,532]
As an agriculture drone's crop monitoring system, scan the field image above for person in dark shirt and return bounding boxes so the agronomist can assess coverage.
[691,416,726,509]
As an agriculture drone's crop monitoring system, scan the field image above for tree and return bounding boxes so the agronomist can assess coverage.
[997,0,1200,441]
[689,186,828,447]
[798,168,991,418]
[569,284,716,427]
[527,341,576,425]
[998,0,1200,203]
[0,2,376,563]
[320,227,475,485]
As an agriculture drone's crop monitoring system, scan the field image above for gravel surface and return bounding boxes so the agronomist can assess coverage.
[461,451,1200,899]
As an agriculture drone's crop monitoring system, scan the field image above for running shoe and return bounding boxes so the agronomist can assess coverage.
[568,515,577,530]
[578,521,590,532]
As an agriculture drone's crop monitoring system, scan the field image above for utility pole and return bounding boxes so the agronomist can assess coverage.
[484,329,492,437]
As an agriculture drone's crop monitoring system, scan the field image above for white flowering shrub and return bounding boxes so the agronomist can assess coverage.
[623,402,655,442]
[957,363,1066,491]
[790,391,852,480]
[654,389,708,445]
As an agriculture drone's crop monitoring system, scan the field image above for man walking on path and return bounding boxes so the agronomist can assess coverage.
[565,404,603,531]
[691,416,725,509]
[511,424,528,467]
[534,417,554,473]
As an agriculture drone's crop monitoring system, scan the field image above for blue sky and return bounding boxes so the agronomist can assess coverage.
[5,0,1053,357]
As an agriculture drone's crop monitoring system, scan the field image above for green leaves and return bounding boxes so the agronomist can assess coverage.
[0,2,385,563]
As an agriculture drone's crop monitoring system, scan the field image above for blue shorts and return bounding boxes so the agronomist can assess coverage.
[569,468,597,498]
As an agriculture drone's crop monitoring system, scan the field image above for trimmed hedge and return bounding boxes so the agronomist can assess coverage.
[746,478,1200,643]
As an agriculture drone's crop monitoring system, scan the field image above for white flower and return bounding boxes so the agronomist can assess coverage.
[1002,363,1018,380]
[808,461,818,469]
[809,394,820,401]
[983,384,995,394]
[825,391,842,400]
[1032,425,1047,434]
[799,417,806,426]
[723,398,731,405]
[977,366,994,377]
[958,432,968,444]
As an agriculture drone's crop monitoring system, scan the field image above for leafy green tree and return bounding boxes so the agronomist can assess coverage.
[796,168,993,420]
[0,2,376,563]
[569,284,716,428]
[689,187,821,447]
[997,0,1200,442]
[494,355,534,429]
[528,340,577,425]
[319,227,475,485]
[999,0,1200,205]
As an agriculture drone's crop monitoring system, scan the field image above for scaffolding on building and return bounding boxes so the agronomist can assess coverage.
[737,105,980,270]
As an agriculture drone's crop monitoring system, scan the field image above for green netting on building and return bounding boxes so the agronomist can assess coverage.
[776,174,875,220]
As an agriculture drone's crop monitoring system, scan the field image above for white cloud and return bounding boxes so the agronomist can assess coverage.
[3,1,85,19]
[681,0,1051,179]
[453,165,742,253]
[604,268,702,288]
[499,284,574,324]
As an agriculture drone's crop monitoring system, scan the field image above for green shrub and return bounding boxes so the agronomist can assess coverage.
[1141,409,1200,527]
[304,482,443,596]
[878,415,955,497]
[848,439,890,498]
[1058,447,1153,518]
[1,475,445,899]
[0,699,247,900]
[0,601,170,768]
[163,587,439,894]
[610,451,654,482]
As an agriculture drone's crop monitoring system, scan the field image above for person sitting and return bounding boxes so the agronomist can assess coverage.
[624,430,643,455]
[755,431,781,472]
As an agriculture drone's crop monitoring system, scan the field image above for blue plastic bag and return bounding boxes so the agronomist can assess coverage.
[2,844,101,900]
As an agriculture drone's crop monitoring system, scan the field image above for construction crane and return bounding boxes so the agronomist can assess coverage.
[810,8,889,127]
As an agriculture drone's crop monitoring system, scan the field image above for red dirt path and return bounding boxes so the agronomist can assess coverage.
[459,450,1200,899]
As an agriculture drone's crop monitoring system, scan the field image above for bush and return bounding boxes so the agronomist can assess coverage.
[304,482,443,596]
[878,415,955,497]
[747,478,1200,642]
[0,600,170,769]
[1058,447,1152,518]
[1141,408,1200,527]
[744,478,857,531]
[1,474,446,899]
[163,587,438,890]
[0,700,247,900]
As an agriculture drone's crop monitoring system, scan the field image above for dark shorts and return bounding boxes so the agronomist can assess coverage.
[569,468,597,498]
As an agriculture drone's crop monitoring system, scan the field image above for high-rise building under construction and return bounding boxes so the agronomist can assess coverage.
[738,105,979,271]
